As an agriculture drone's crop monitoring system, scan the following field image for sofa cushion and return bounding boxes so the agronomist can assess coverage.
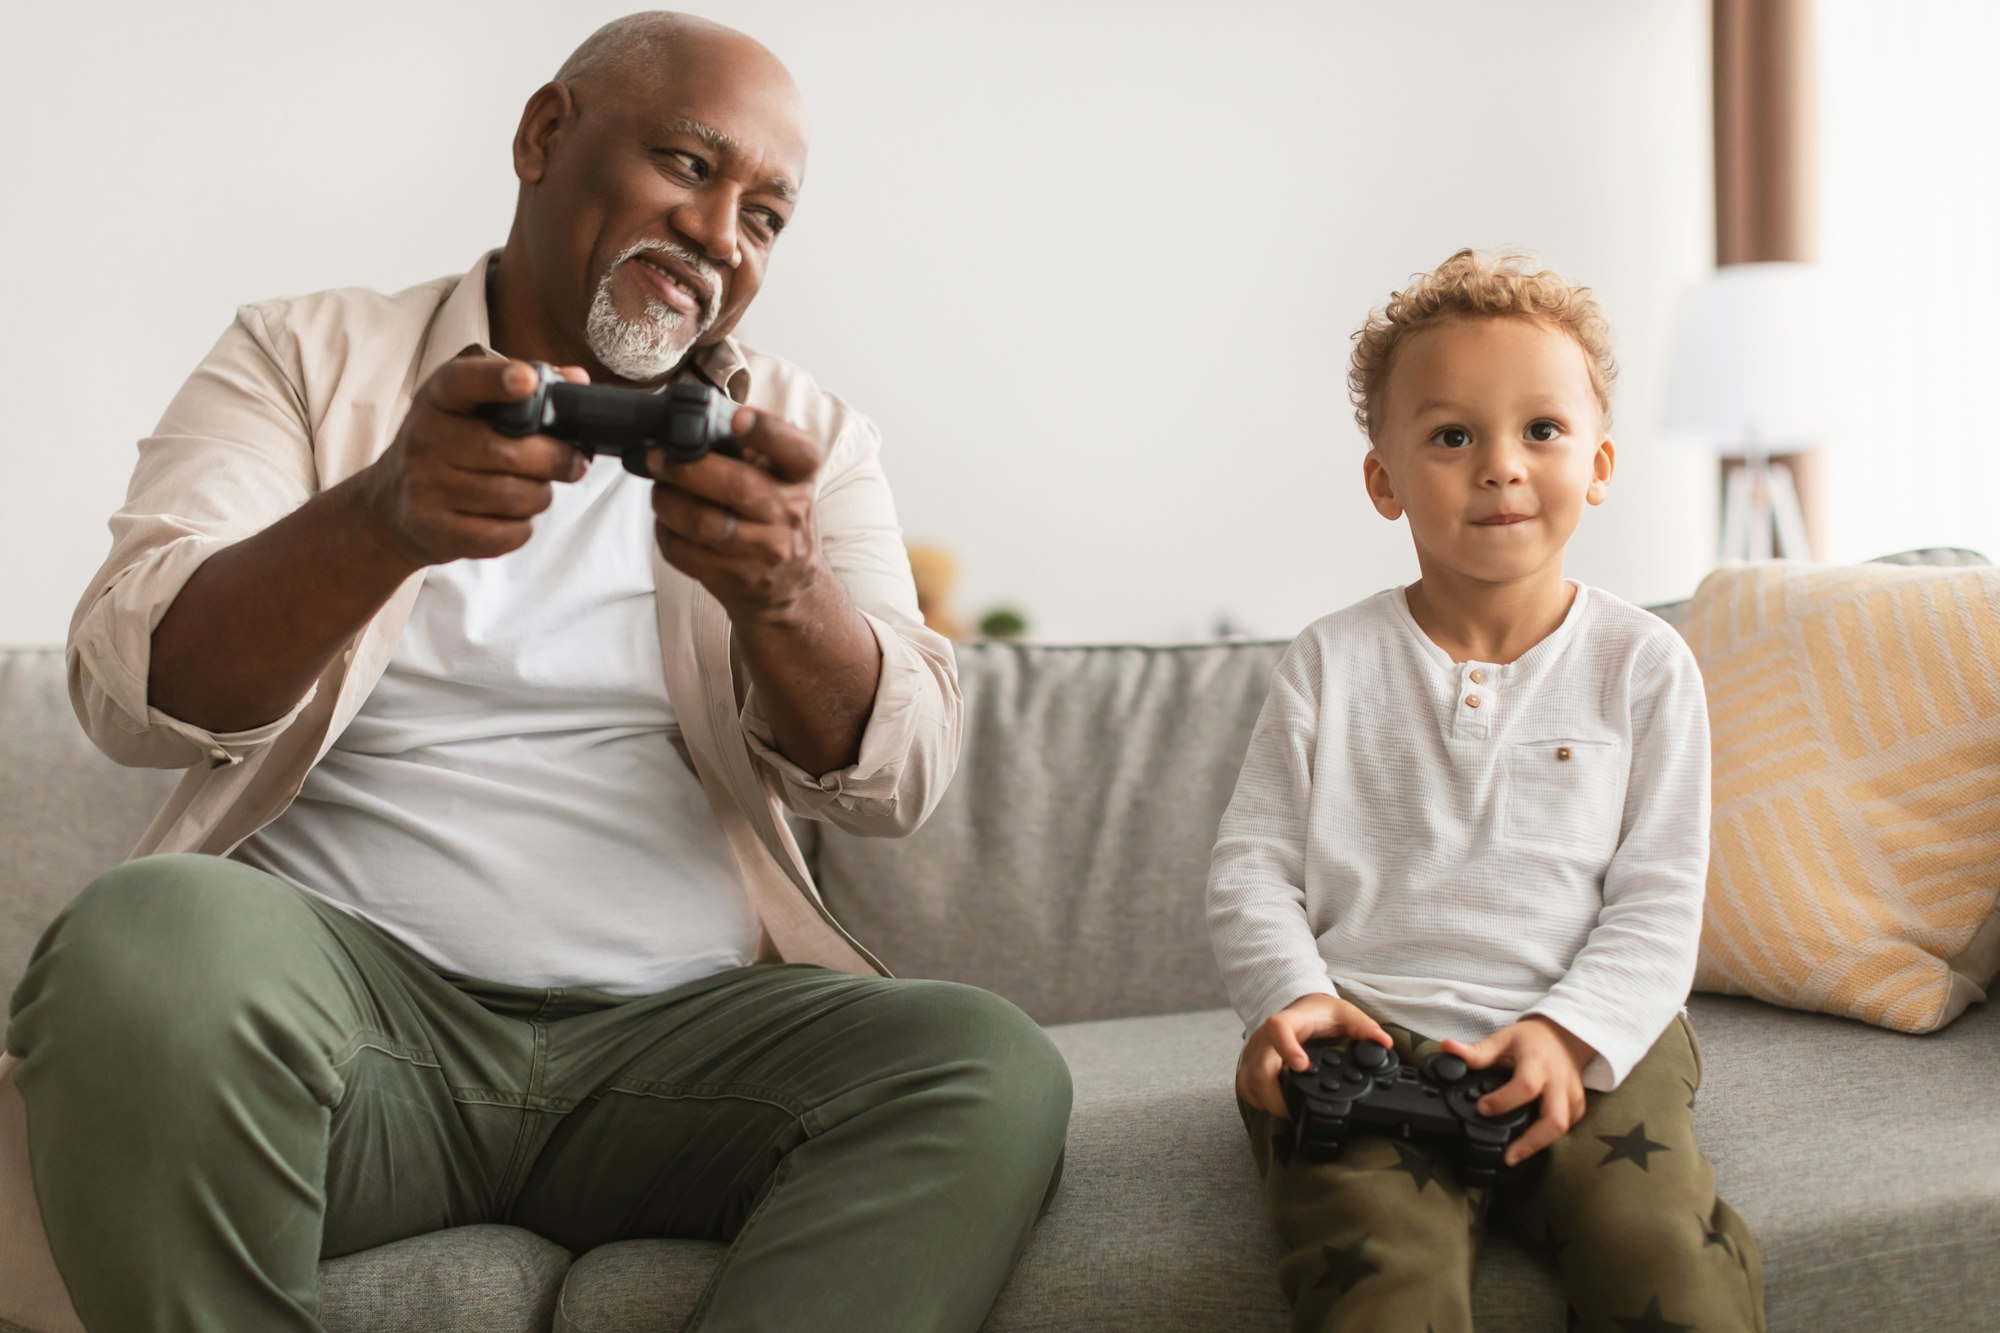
[812,640,1288,1025]
[551,995,2000,1332]
[1688,560,2000,1032]
[1640,545,1990,637]
[0,648,175,1000]
[319,1224,570,1332]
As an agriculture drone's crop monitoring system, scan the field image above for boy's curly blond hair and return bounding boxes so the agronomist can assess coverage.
[1348,249,1618,441]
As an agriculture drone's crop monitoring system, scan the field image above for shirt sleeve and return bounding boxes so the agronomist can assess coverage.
[1527,631,1710,1090]
[66,306,322,770]
[738,410,962,837]
[1206,636,1342,1031]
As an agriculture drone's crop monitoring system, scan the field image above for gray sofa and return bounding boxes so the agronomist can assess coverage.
[4,555,1997,1332]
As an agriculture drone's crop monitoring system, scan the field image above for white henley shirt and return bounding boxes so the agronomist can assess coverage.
[1205,582,1711,1091]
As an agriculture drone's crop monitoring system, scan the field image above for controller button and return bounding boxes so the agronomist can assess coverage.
[1341,1070,1365,1086]
[1352,1042,1390,1071]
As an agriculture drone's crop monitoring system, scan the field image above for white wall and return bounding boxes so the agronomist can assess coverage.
[1817,0,2000,566]
[0,0,1713,646]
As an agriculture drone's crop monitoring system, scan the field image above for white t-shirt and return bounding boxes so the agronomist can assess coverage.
[1205,583,1711,1090]
[235,455,759,996]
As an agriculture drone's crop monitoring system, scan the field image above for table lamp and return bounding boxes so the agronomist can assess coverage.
[1662,261,1836,560]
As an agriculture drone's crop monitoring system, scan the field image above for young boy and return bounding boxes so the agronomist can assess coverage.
[1206,250,1765,1333]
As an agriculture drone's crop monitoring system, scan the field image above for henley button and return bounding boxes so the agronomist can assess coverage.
[1557,746,1572,761]
[207,748,227,761]
[1465,695,1482,709]
[1469,669,1486,685]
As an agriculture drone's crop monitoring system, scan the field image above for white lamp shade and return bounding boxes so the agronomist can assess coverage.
[1661,261,1838,454]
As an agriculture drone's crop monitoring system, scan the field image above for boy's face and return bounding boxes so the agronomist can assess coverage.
[1363,316,1614,587]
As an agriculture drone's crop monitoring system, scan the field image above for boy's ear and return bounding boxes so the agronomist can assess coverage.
[1585,439,1615,506]
[1363,449,1404,521]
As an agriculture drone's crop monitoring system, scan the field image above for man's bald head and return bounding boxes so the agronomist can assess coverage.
[554,12,800,114]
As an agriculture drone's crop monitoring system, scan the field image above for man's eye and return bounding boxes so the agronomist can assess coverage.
[658,149,708,181]
[1431,426,1472,449]
[748,208,786,239]
[1526,420,1561,442]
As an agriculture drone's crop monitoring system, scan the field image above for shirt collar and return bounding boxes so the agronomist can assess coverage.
[414,250,501,389]
[416,249,756,403]
[1391,579,1590,678]
[691,336,754,403]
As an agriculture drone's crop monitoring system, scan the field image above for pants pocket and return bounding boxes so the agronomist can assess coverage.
[1676,1011,1705,1091]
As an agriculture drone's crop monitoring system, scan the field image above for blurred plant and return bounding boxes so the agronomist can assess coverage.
[976,607,1029,640]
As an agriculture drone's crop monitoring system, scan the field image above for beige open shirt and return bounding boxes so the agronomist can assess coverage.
[66,253,962,978]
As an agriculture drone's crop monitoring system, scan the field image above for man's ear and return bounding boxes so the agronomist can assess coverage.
[1585,438,1616,506]
[1363,449,1403,521]
[513,82,575,186]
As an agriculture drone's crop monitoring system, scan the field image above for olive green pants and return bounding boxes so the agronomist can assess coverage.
[6,855,1072,1332]
[1242,1013,1765,1333]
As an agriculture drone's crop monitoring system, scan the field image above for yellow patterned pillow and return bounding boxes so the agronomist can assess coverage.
[1686,561,2000,1031]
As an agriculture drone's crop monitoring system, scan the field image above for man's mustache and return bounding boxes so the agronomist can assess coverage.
[617,241,723,328]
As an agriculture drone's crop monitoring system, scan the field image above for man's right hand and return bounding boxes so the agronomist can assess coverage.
[353,354,590,569]
[1235,993,1392,1120]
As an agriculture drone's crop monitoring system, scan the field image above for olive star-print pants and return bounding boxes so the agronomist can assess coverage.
[1240,1013,1764,1333]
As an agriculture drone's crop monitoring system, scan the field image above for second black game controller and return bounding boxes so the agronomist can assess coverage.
[1279,1037,1539,1188]
[477,361,742,478]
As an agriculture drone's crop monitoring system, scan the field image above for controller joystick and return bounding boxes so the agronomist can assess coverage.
[1422,1052,1469,1084]
[1352,1040,1391,1071]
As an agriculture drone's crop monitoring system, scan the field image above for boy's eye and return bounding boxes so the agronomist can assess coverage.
[1431,426,1473,449]
[1526,419,1562,442]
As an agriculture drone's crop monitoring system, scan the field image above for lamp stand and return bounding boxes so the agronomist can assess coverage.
[1720,450,1813,561]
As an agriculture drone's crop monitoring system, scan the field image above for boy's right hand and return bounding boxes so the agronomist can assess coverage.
[1235,993,1393,1119]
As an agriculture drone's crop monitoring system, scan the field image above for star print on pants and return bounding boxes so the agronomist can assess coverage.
[1385,1140,1439,1192]
[1612,1294,1695,1332]
[1311,1238,1379,1296]
[1596,1122,1671,1171]
[1467,1187,1492,1231]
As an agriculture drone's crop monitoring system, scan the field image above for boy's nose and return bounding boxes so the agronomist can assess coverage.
[1479,448,1529,485]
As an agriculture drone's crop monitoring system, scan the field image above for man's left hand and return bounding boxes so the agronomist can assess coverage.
[648,406,829,624]
[1440,1016,1596,1167]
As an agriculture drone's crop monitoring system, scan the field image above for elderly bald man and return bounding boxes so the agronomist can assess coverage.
[0,14,1069,1331]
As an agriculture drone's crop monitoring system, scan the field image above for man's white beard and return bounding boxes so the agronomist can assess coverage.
[584,246,716,381]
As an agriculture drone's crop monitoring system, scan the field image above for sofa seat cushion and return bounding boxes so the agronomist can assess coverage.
[550,996,1998,1333]
[320,1224,570,1333]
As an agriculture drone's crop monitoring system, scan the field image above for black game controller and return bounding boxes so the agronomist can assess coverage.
[1279,1038,1538,1188]
[477,361,742,478]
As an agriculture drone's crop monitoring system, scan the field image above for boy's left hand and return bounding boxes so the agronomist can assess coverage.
[1439,1016,1596,1167]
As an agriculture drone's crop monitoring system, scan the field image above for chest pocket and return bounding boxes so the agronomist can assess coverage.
[1501,739,1625,860]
